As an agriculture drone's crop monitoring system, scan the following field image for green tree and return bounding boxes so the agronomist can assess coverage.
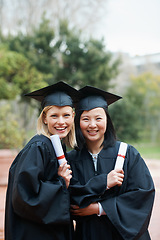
[0,48,47,100]
[54,21,120,89]
[5,15,56,75]
[0,16,121,147]
[1,17,120,89]
[109,99,141,142]
[0,103,25,149]
[125,72,160,142]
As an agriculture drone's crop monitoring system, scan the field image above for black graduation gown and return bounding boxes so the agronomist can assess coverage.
[5,134,72,240]
[68,141,155,240]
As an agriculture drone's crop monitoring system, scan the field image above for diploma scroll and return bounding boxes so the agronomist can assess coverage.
[114,142,128,170]
[50,134,66,165]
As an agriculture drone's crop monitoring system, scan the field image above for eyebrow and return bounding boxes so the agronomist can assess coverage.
[81,114,103,118]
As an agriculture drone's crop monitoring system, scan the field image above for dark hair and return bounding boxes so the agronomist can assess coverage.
[75,107,116,150]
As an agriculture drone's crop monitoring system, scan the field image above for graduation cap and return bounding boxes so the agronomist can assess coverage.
[77,85,122,111]
[25,81,79,109]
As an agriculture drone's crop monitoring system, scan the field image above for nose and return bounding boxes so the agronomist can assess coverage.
[57,116,65,124]
[89,120,96,128]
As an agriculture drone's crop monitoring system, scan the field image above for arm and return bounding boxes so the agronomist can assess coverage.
[69,165,124,208]
[71,203,99,216]
[68,150,110,207]
[69,173,108,207]
[12,142,70,224]
[70,169,124,217]
[100,146,155,240]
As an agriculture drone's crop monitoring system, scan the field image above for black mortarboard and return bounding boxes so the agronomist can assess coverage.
[77,86,122,111]
[25,81,79,109]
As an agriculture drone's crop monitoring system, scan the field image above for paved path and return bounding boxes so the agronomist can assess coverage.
[146,160,160,240]
[0,186,6,240]
[0,159,160,240]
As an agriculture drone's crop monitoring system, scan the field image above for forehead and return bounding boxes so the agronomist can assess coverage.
[81,107,106,117]
[46,105,73,113]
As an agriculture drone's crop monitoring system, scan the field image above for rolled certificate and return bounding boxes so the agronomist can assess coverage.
[114,142,128,170]
[50,134,66,165]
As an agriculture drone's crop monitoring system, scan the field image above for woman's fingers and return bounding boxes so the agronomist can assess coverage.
[58,161,72,188]
[107,169,124,188]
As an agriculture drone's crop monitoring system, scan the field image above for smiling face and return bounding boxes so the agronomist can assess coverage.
[80,107,107,147]
[43,105,75,139]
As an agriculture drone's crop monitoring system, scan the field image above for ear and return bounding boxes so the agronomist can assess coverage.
[72,110,75,118]
[43,115,47,125]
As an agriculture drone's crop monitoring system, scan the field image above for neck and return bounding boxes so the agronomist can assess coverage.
[86,140,103,154]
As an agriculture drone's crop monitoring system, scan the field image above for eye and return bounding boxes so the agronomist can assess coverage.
[64,113,71,118]
[82,117,89,121]
[96,117,102,121]
[51,114,57,118]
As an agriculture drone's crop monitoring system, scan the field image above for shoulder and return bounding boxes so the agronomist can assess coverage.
[116,141,140,157]
[27,134,51,145]
[102,141,140,160]
[125,143,141,158]
[67,149,79,161]
[25,134,51,147]
[115,141,141,160]
[101,141,121,158]
[21,134,54,156]
[67,147,88,163]
[9,135,57,173]
[121,143,145,171]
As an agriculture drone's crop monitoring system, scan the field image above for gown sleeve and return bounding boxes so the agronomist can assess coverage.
[69,174,108,206]
[11,141,70,225]
[100,145,155,240]
[68,150,108,206]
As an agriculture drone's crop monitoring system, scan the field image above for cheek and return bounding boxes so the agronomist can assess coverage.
[80,121,88,135]
[98,120,107,132]
[67,116,74,126]
[48,118,56,125]
[80,121,86,130]
[101,120,107,132]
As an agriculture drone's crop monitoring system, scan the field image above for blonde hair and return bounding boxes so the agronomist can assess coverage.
[37,106,76,148]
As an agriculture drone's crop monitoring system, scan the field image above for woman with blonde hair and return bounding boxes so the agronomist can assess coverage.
[5,81,79,240]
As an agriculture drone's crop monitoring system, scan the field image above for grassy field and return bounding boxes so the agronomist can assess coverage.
[129,142,160,160]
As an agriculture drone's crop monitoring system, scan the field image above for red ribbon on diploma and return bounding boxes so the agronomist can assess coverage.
[117,154,125,159]
[57,155,65,160]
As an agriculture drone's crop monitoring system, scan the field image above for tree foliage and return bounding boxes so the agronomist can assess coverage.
[109,72,160,143]
[0,103,25,149]
[1,17,120,89]
[125,72,160,142]
[109,99,141,142]
[0,48,47,100]
[0,15,122,148]
[54,21,120,88]
[4,15,57,75]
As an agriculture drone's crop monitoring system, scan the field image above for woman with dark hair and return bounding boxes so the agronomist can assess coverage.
[68,86,155,240]
[75,108,116,150]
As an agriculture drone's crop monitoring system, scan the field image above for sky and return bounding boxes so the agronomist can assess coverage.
[100,0,160,56]
[2,0,160,57]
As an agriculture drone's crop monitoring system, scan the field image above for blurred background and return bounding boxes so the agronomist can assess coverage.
[0,1,160,239]
[0,0,160,157]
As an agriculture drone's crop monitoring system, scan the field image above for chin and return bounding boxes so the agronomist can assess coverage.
[58,132,68,139]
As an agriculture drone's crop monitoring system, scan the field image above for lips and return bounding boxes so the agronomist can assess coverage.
[87,130,98,136]
[55,127,67,133]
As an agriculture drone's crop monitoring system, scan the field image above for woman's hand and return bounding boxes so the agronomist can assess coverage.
[70,203,99,216]
[107,169,124,188]
[58,161,72,188]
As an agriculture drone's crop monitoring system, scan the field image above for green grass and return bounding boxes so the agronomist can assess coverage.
[129,142,160,160]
